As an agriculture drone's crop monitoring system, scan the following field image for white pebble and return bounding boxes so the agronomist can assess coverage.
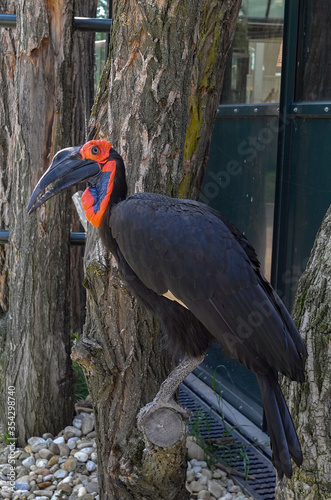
[186,469,195,482]
[77,486,87,497]
[76,442,91,450]
[78,447,94,456]
[64,426,82,437]
[43,474,53,481]
[53,469,68,479]
[81,416,95,435]
[186,440,205,461]
[52,437,65,445]
[74,451,88,463]
[201,468,212,480]
[197,474,208,486]
[86,460,96,472]
[22,456,35,469]
[73,418,82,429]
[34,492,54,498]
[50,494,62,500]
[58,476,72,485]
[39,448,54,460]
[1,487,12,499]
[197,491,210,500]
[27,437,46,446]
[35,459,48,468]
[195,460,208,468]
[67,437,79,450]
[208,479,225,498]
[213,469,227,479]
[189,480,204,493]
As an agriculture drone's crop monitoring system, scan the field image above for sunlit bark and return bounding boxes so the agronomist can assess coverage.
[74,1,241,498]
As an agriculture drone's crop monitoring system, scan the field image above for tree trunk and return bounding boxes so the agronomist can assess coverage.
[72,1,241,498]
[275,205,331,499]
[0,0,15,367]
[69,0,98,335]
[0,0,96,445]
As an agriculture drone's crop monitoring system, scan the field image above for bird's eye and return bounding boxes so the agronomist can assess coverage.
[91,145,100,155]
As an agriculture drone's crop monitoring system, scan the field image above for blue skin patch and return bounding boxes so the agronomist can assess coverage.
[88,172,111,214]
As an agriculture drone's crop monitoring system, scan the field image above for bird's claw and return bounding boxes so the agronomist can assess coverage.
[137,398,190,430]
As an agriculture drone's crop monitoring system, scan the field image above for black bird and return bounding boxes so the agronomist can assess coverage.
[28,140,307,478]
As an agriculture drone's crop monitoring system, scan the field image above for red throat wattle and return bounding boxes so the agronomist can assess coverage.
[80,140,116,227]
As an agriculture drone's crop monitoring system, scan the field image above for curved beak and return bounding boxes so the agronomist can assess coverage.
[27,146,100,214]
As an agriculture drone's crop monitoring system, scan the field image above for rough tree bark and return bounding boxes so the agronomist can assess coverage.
[70,0,98,336]
[275,205,331,500]
[71,1,241,499]
[0,0,15,355]
[0,0,96,444]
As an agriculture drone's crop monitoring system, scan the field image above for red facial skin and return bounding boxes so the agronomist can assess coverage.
[80,140,117,227]
[79,140,112,163]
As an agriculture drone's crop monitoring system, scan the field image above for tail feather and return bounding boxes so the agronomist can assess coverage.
[257,373,302,478]
[273,381,302,466]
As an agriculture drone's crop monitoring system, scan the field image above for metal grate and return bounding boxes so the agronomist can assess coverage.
[179,383,276,500]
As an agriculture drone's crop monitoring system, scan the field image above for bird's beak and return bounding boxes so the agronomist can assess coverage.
[27,146,100,214]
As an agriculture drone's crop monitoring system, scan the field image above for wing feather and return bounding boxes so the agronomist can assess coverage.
[110,193,306,379]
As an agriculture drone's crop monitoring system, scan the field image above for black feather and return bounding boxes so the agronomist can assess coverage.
[99,177,307,479]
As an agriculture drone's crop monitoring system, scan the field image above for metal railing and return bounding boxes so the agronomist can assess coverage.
[0,230,86,245]
[0,13,112,31]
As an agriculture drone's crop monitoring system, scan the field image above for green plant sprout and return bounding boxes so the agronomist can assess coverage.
[188,365,251,479]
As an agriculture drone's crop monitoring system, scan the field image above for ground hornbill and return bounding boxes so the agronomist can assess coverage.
[28,139,307,479]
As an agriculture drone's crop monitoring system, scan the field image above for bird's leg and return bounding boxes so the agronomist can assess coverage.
[137,353,205,429]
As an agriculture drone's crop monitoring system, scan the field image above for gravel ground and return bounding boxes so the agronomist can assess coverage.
[0,401,253,500]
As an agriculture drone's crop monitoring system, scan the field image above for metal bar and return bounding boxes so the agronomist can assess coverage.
[218,102,331,119]
[0,230,86,246]
[0,231,9,244]
[217,103,280,117]
[70,232,86,245]
[246,16,284,25]
[270,0,300,302]
[289,102,331,117]
[0,14,112,32]
[0,14,16,28]
[73,17,111,32]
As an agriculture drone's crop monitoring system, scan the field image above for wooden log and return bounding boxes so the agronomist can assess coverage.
[142,407,186,448]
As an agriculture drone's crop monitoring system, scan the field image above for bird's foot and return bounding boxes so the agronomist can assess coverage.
[137,397,190,431]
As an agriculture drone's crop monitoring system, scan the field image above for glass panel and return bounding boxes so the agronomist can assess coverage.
[200,113,277,280]
[295,1,331,101]
[198,1,285,428]
[221,0,284,104]
[199,111,279,426]
[277,117,331,308]
[197,345,264,428]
